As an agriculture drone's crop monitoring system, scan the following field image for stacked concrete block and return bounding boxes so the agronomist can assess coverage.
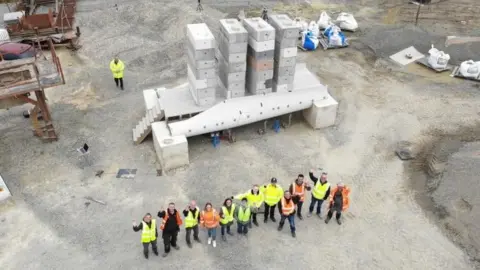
[243,17,275,95]
[186,23,217,106]
[268,14,299,93]
[217,19,249,99]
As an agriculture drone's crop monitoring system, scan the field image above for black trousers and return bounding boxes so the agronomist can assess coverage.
[114,77,124,89]
[221,224,232,235]
[163,231,178,253]
[327,209,342,220]
[142,240,158,255]
[297,201,304,216]
[264,204,276,220]
[185,225,199,244]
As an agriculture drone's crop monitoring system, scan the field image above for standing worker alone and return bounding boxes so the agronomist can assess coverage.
[261,178,284,223]
[325,183,351,225]
[157,203,182,257]
[183,200,202,248]
[308,169,331,218]
[277,191,296,238]
[132,213,159,259]
[109,56,125,90]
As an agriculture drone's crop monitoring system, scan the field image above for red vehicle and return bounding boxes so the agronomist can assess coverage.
[0,42,36,61]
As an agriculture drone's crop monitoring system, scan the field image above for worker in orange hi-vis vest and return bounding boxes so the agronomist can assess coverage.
[157,203,182,257]
[277,191,297,238]
[325,183,351,225]
[289,174,311,220]
[200,202,220,248]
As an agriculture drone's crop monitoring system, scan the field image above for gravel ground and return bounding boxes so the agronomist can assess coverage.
[1,0,480,269]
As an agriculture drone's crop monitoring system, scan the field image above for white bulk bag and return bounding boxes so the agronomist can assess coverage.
[459,60,480,79]
[308,21,320,37]
[328,27,343,47]
[336,12,358,31]
[317,11,333,29]
[427,45,450,69]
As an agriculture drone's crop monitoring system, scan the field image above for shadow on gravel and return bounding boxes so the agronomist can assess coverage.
[406,123,480,267]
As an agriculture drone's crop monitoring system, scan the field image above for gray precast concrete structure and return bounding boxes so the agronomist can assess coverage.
[217,19,249,99]
[268,14,299,93]
[186,23,217,106]
[243,17,276,95]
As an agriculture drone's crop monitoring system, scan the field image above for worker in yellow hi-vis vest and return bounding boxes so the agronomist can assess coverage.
[109,56,125,90]
[260,177,283,223]
[133,213,159,259]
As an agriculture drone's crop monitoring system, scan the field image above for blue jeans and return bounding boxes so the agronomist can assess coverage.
[279,214,295,232]
[237,222,248,235]
[207,228,217,240]
[309,195,324,214]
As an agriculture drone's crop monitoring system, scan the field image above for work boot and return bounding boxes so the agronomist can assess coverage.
[173,245,180,250]
[336,218,342,225]
[307,212,312,217]
[316,213,322,219]
[264,218,268,223]
[227,231,234,236]
[277,225,283,231]
[270,216,276,222]
[187,242,192,248]
[291,231,296,238]
[222,235,227,241]
[144,252,148,259]
[194,237,201,243]
[162,253,168,258]
[153,250,159,256]
[298,214,303,220]
[253,220,259,227]
[325,217,331,224]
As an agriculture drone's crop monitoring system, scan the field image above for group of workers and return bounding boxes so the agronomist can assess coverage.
[133,170,351,259]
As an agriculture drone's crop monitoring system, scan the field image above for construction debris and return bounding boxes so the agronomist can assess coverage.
[84,196,106,205]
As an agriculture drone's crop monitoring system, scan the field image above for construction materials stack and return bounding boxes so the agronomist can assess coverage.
[269,14,299,93]
[243,18,276,95]
[186,23,217,106]
[217,19,249,99]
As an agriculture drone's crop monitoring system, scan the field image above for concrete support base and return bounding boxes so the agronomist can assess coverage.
[0,174,12,202]
[303,95,338,129]
[152,122,189,171]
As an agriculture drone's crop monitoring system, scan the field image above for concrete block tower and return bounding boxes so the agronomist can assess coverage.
[217,19,249,99]
[186,23,217,106]
[268,14,299,93]
[243,17,276,95]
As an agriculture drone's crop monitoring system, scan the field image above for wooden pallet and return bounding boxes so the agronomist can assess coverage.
[318,34,349,50]
[416,57,452,73]
[450,66,480,82]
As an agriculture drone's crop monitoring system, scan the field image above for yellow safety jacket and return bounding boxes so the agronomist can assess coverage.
[235,190,264,208]
[237,206,251,222]
[184,207,199,228]
[109,59,125,78]
[220,204,236,225]
[261,184,283,206]
[141,219,156,243]
[312,181,331,200]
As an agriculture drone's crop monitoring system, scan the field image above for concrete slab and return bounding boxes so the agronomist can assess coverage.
[219,69,246,84]
[248,37,275,52]
[268,14,299,40]
[389,46,424,66]
[215,48,247,63]
[247,46,274,60]
[218,34,248,55]
[187,64,216,79]
[0,173,12,202]
[186,23,216,50]
[247,69,274,81]
[274,74,295,84]
[247,56,274,71]
[194,87,217,99]
[217,54,247,73]
[247,79,271,91]
[249,88,273,95]
[186,42,216,60]
[303,95,338,129]
[273,82,294,93]
[274,65,295,77]
[275,38,297,48]
[217,76,246,92]
[225,90,246,98]
[292,63,322,89]
[186,49,216,70]
[243,17,275,42]
[275,56,296,67]
[219,18,249,43]
[152,122,189,171]
[188,65,217,89]
[274,46,298,58]
[143,89,159,111]
[161,85,223,118]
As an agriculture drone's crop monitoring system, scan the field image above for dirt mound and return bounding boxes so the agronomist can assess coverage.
[408,124,480,267]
